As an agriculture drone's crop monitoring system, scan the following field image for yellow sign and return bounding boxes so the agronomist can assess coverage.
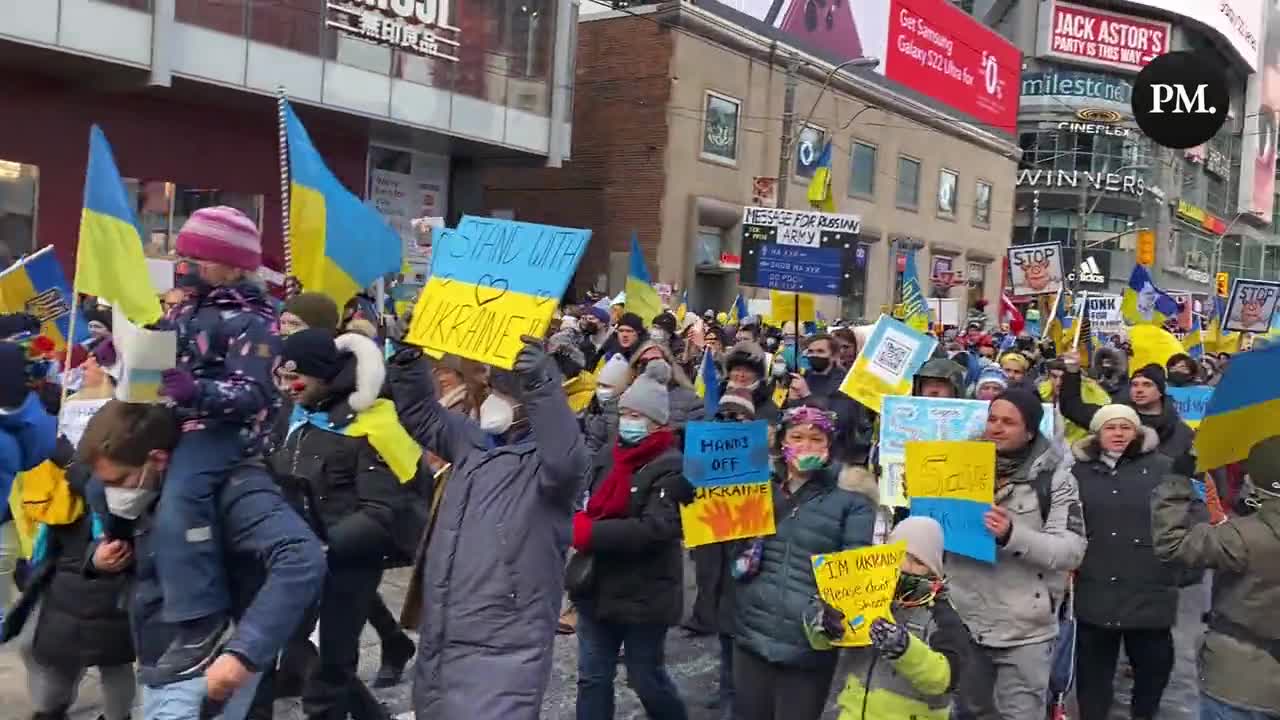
[769,290,816,325]
[1216,272,1230,298]
[1136,229,1156,267]
[811,541,906,647]
[903,440,996,504]
[679,482,776,548]
[1176,200,1206,225]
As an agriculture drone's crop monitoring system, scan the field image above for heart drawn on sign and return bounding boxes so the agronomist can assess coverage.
[475,274,510,306]
[532,291,555,307]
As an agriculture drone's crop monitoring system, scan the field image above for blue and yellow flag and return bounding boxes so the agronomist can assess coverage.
[0,247,89,351]
[806,142,836,213]
[624,232,663,326]
[290,399,421,482]
[1121,264,1178,326]
[675,289,688,325]
[1194,342,1280,472]
[1183,313,1204,360]
[284,100,400,309]
[696,347,720,412]
[900,251,929,334]
[75,126,161,326]
[732,293,749,325]
[1205,296,1241,354]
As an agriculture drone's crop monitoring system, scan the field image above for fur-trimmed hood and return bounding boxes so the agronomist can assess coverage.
[838,465,880,503]
[333,331,386,414]
[1071,425,1159,462]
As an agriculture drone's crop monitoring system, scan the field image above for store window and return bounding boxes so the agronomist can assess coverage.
[367,145,450,251]
[974,180,992,226]
[848,141,876,197]
[938,169,958,218]
[0,160,38,264]
[695,226,723,267]
[1264,245,1280,281]
[1017,129,1151,177]
[122,181,264,257]
[795,125,826,179]
[896,155,920,209]
[701,91,740,164]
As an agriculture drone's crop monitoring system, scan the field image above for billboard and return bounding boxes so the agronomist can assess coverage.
[712,0,1021,131]
[1020,68,1134,113]
[1238,0,1280,223]
[1120,0,1263,71]
[1036,0,1170,73]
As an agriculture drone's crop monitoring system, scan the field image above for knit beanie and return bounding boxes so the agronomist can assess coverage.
[716,388,756,419]
[888,516,945,578]
[281,328,343,382]
[175,206,262,271]
[597,354,633,390]
[620,358,671,426]
[0,342,30,409]
[585,306,610,325]
[84,307,113,333]
[617,312,646,333]
[995,388,1044,435]
[1132,364,1168,396]
[1246,435,1280,496]
[999,351,1030,372]
[653,312,677,334]
[975,366,1008,392]
[283,292,341,331]
[1089,403,1142,433]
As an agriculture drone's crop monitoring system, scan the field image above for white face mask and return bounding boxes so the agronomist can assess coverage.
[104,467,159,520]
[596,386,617,402]
[479,394,516,434]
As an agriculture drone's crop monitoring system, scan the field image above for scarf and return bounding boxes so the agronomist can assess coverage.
[995,438,1035,483]
[289,399,423,482]
[585,429,675,521]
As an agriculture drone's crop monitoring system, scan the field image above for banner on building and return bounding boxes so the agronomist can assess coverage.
[1238,0,1279,223]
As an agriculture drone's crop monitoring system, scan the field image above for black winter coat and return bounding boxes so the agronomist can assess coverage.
[1060,370,1195,467]
[573,446,695,626]
[1072,428,1185,629]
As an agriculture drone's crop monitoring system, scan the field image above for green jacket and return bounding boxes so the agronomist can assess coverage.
[1151,475,1280,713]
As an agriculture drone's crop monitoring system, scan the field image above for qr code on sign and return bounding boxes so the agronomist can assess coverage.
[872,336,912,377]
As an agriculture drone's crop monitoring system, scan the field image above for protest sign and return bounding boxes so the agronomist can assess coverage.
[810,541,906,647]
[1169,385,1213,428]
[59,398,109,448]
[839,315,937,414]
[405,216,590,369]
[683,421,770,487]
[111,307,176,403]
[877,397,1053,507]
[905,440,997,563]
[1223,279,1280,333]
[679,483,776,547]
[1007,242,1064,296]
[1075,294,1124,331]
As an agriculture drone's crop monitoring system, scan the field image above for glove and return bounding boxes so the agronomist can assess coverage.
[513,335,551,388]
[0,312,41,339]
[804,595,846,641]
[869,617,910,659]
[160,368,198,405]
[50,435,76,469]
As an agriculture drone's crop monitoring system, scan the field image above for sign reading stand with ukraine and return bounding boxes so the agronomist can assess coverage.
[405,216,590,369]
[905,440,997,563]
[679,420,776,548]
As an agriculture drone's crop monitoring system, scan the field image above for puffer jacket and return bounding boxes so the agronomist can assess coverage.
[1072,427,1183,629]
[1152,475,1280,713]
[387,348,587,720]
[571,446,694,626]
[1060,369,1195,467]
[669,384,705,430]
[734,467,876,668]
[947,435,1087,648]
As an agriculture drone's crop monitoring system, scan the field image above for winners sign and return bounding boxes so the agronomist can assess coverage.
[327,0,461,63]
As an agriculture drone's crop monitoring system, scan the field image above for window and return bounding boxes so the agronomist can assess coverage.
[695,226,723,267]
[121,181,264,256]
[938,169,958,218]
[1018,129,1151,178]
[896,155,921,209]
[701,92,740,164]
[848,141,876,197]
[795,125,826,179]
[0,160,38,264]
[974,180,992,226]
[966,261,986,310]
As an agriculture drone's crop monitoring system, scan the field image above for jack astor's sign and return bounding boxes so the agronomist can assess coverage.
[1016,168,1146,197]
[326,0,461,62]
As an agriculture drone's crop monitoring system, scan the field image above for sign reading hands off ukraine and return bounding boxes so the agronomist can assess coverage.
[679,421,776,547]
[406,216,590,369]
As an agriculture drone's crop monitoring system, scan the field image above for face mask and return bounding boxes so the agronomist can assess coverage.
[619,416,651,444]
[895,571,937,606]
[104,467,159,520]
[807,356,831,373]
[728,379,762,392]
[596,386,617,402]
[1168,370,1193,385]
[650,328,669,344]
[783,445,828,471]
[479,394,516,434]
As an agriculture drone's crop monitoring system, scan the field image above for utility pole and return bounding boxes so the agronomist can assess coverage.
[777,56,799,209]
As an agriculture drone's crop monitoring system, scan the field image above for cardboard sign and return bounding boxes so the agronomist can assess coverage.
[905,440,997,563]
[1007,242,1065,296]
[59,398,109,448]
[1169,385,1213,428]
[683,421,771,487]
[839,315,938,414]
[111,307,176,404]
[405,216,590,368]
[811,541,906,648]
[679,482,776,548]
[1223,279,1280,334]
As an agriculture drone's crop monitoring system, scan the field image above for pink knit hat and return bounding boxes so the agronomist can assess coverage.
[175,206,262,271]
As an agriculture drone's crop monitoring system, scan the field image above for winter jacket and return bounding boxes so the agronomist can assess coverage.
[1090,347,1130,403]
[669,385,705,429]
[571,447,694,626]
[0,392,56,524]
[825,599,971,720]
[734,468,876,668]
[387,349,588,720]
[947,435,1087,648]
[1072,428,1183,629]
[1152,476,1280,713]
[1059,369,1195,467]
[163,280,283,455]
[581,396,619,464]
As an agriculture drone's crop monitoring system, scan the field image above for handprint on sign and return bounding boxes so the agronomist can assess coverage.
[735,496,772,535]
[698,500,738,539]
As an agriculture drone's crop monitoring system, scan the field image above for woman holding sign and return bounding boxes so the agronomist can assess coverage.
[732,400,876,720]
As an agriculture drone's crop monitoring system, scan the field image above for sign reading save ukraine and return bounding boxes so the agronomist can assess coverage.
[904,440,997,563]
[679,421,776,547]
[406,216,591,369]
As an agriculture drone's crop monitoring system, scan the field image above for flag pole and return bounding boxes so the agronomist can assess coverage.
[1072,291,1088,350]
[276,86,294,297]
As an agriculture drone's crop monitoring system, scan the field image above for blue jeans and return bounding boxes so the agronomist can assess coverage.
[154,425,243,622]
[142,672,262,720]
[576,608,688,720]
[1200,694,1280,720]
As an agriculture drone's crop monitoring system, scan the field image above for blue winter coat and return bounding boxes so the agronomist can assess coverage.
[0,392,57,524]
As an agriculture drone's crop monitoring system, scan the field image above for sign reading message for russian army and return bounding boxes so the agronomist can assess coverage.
[680,420,775,547]
[1007,242,1065,296]
[811,541,906,648]
[905,440,997,563]
[839,315,938,414]
[406,216,590,369]
[1222,278,1280,334]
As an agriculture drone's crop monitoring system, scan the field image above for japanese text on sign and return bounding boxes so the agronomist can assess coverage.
[326,1,462,62]
[811,542,906,648]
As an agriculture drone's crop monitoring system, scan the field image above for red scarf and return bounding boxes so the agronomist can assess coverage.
[585,429,675,520]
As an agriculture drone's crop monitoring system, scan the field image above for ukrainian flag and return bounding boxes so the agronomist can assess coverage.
[1121,264,1178,326]
[75,126,161,326]
[806,142,836,213]
[900,251,929,334]
[1183,313,1204,360]
[0,247,88,352]
[675,289,688,325]
[1194,341,1280,472]
[624,232,662,327]
[732,293,749,325]
[695,348,720,414]
[1205,297,1241,353]
[284,100,400,309]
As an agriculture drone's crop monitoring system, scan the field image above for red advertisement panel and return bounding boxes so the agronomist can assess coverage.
[1041,0,1171,73]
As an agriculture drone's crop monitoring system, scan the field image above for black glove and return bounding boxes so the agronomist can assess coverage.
[50,435,76,469]
[869,617,910,659]
[513,335,552,389]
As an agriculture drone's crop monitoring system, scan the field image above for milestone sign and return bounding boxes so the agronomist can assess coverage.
[327,0,461,62]
[738,207,860,296]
